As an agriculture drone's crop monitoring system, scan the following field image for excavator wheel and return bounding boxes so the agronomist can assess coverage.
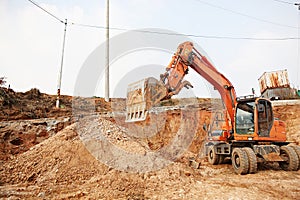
[243,147,258,174]
[231,148,249,175]
[279,146,299,171]
[207,146,219,165]
[218,155,225,164]
[289,145,300,170]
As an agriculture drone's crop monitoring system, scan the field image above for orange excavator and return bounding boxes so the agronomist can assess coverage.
[125,41,300,174]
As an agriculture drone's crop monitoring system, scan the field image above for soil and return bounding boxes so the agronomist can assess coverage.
[273,105,300,144]
[0,87,300,199]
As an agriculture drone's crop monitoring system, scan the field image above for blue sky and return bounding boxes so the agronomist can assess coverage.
[0,0,299,97]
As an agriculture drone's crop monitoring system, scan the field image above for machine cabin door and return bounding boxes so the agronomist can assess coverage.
[235,101,255,135]
[256,99,274,137]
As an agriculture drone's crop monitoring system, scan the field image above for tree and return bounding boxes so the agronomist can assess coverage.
[0,77,6,86]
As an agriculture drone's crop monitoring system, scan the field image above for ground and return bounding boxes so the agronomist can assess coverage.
[0,87,300,199]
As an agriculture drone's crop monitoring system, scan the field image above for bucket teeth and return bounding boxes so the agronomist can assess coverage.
[125,77,167,123]
[126,104,148,122]
[125,78,148,122]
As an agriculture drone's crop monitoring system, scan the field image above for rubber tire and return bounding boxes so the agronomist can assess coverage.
[231,148,249,175]
[290,145,300,170]
[218,155,225,164]
[243,147,258,174]
[279,146,299,171]
[208,146,219,165]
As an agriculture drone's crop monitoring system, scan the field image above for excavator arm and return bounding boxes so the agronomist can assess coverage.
[126,41,237,126]
[161,41,237,125]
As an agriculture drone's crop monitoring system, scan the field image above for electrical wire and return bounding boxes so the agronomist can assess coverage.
[26,0,64,23]
[71,22,299,41]
[193,0,298,29]
[271,0,294,5]
[26,0,300,41]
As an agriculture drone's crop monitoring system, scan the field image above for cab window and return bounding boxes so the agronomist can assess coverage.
[236,102,254,134]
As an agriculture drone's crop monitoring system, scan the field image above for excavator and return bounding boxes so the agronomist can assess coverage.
[125,41,300,174]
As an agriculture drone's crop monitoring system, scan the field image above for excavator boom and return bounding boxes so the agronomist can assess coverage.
[126,41,236,126]
[167,42,237,124]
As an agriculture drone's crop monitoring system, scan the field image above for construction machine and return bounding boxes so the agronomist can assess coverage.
[125,41,300,174]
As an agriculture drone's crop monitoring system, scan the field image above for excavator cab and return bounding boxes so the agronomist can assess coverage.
[235,96,256,136]
[233,96,286,142]
[256,99,274,137]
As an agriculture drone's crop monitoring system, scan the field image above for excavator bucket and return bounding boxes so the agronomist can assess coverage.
[125,77,167,122]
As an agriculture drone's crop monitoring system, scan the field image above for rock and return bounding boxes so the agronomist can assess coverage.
[37,192,45,198]
[189,159,201,169]
[37,129,48,137]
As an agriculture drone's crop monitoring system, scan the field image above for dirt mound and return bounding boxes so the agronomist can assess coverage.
[24,88,41,99]
[0,87,72,121]
[0,98,300,199]
[273,104,300,144]
[0,121,195,199]
[1,116,300,199]
[0,87,118,122]
[0,117,71,161]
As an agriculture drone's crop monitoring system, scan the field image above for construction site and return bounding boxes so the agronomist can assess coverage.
[0,84,300,199]
[2,1,300,199]
[1,42,300,199]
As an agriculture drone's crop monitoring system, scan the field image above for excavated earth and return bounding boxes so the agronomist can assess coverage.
[0,88,300,199]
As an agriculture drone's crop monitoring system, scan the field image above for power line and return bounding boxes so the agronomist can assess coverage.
[193,0,298,29]
[26,0,298,35]
[271,0,294,5]
[25,0,300,41]
[71,22,299,41]
[26,0,64,23]
[26,0,67,106]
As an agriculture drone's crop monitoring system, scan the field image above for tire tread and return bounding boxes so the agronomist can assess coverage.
[243,147,257,174]
[280,146,299,171]
[232,148,249,175]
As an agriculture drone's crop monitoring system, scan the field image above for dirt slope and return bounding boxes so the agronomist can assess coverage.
[0,87,113,121]
[273,104,300,144]
[0,117,71,161]
[1,115,300,199]
[0,87,72,121]
[0,95,300,199]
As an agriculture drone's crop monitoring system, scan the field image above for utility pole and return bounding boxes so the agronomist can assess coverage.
[56,19,67,108]
[104,0,110,102]
[295,3,300,88]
